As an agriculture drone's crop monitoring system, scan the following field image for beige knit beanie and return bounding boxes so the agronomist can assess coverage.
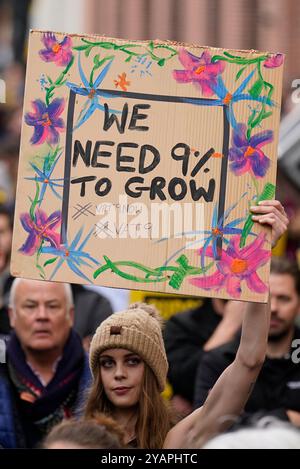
[89,302,168,392]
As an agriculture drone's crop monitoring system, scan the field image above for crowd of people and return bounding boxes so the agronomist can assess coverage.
[0,200,300,449]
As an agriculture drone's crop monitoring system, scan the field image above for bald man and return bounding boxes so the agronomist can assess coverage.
[0,279,91,448]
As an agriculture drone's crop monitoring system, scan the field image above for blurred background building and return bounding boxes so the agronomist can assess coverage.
[1,0,300,96]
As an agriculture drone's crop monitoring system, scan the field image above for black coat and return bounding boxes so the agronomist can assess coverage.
[194,326,300,424]
[71,284,113,338]
[163,299,221,403]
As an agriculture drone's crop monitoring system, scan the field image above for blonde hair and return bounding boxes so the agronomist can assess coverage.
[43,415,124,449]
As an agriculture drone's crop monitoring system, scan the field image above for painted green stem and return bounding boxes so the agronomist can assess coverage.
[93,255,213,290]
[246,61,274,139]
[45,56,74,106]
[73,40,177,64]
[36,241,46,279]
[89,55,114,86]
[29,180,40,220]
[240,182,276,248]
[211,54,268,65]
[93,256,167,283]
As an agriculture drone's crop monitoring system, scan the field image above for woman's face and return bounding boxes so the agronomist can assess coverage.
[99,348,145,409]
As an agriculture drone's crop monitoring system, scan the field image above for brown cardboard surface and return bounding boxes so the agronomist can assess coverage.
[11,30,284,302]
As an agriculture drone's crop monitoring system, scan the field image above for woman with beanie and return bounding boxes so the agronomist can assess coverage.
[86,303,173,448]
[86,200,289,449]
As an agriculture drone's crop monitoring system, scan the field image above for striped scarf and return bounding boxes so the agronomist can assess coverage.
[7,330,84,438]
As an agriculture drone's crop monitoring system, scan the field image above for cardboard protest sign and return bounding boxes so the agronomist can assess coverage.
[11,30,284,302]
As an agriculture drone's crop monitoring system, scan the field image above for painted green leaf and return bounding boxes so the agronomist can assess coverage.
[44,257,58,267]
[85,47,92,57]
[240,182,276,248]
[248,79,264,98]
[248,110,256,126]
[224,51,246,60]
[157,58,165,66]
[262,111,272,120]
[100,42,115,50]
[235,66,246,81]
[98,56,114,67]
[93,53,100,65]
[73,45,89,51]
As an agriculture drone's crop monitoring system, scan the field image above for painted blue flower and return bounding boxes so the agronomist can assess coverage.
[156,196,257,268]
[198,202,246,268]
[210,69,274,130]
[41,226,98,282]
[176,69,274,129]
[66,54,121,130]
[171,68,275,131]
[25,151,64,204]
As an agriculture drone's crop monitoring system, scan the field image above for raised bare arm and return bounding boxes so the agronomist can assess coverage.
[163,200,288,449]
[163,299,270,448]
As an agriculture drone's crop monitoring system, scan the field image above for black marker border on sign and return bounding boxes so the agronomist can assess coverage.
[62,88,230,257]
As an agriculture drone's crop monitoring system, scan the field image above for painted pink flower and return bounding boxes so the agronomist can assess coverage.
[39,33,72,66]
[190,233,270,298]
[19,209,61,256]
[24,98,65,145]
[173,48,225,97]
[264,53,284,69]
[229,123,272,178]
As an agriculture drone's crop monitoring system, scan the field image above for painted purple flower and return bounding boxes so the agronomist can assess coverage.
[173,48,225,97]
[19,209,61,256]
[190,233,270,298]
[229,123,273,178]
[39,33,72,66]
[264,53,284,69]
[25,98,65,145]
